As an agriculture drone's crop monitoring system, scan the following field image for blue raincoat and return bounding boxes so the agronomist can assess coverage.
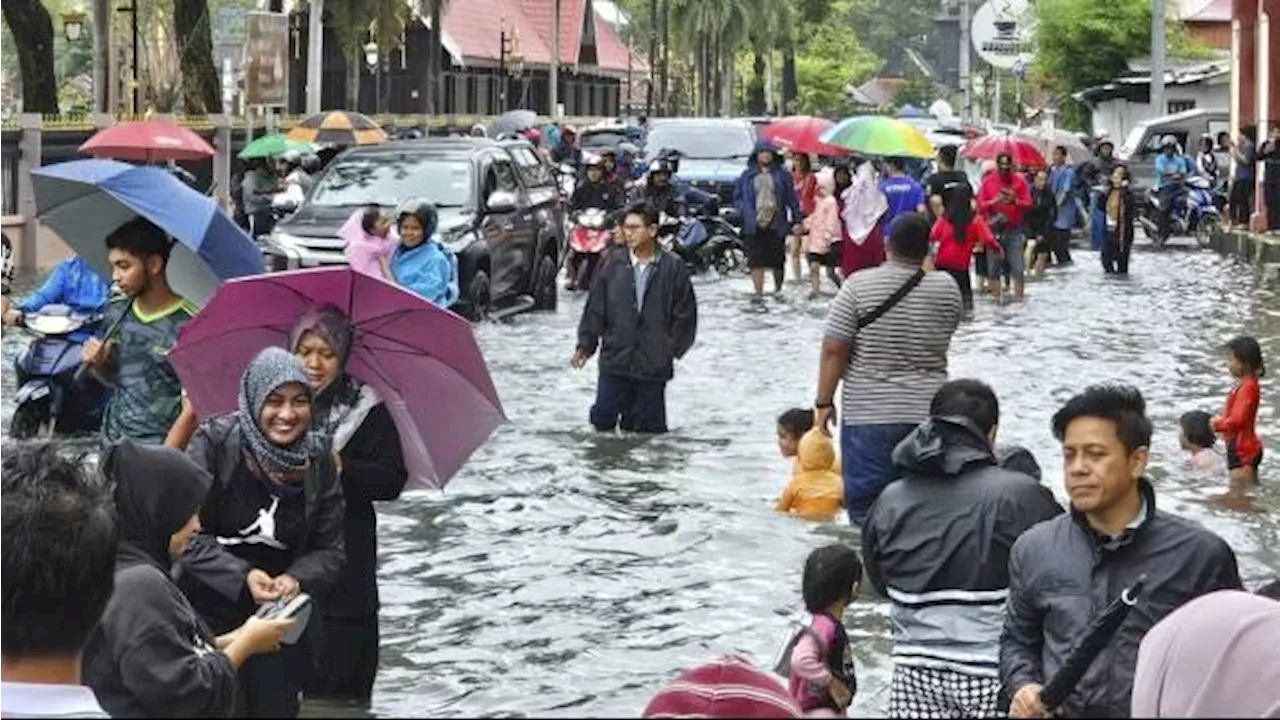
[18,255,110,315]
[732,140,803,237]
[390,240,459,309]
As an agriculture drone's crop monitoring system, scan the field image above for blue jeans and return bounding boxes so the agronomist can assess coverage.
[1089,190,1105,251]
[841,423,917,526]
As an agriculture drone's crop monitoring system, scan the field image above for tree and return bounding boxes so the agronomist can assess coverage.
[174,0,222,113]
[894,66,937,109]
[846,0,933,63]
[2,0,59,112]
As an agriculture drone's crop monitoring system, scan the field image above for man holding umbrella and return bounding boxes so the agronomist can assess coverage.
[1001,384,1242,718]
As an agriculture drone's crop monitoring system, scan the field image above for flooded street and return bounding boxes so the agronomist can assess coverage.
[3,244,1278,717]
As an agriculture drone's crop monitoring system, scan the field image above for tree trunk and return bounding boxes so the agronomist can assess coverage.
[748,50,765,115]
[781,44,797,115]
[646,0,656,116]
[424,0,441,114]
[710,32,721,116]
[659,0,669,115]
[174,0,222,113]
[346,51,360,109]
[2,0,58,113]
[722,51,733,115]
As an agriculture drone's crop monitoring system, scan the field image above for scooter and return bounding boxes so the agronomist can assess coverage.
[1139,175,1223,249]
[566,207,613,291]
[659,209,746,275]
[10,305,108,439]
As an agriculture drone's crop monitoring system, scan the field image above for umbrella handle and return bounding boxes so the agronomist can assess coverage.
[72,298,132,385]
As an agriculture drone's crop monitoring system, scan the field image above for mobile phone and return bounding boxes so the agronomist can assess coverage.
[253,592,313,644]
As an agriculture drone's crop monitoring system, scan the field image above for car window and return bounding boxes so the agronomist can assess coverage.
[309,153,473,208]
[644,123,755,161]
[510,147,552,188]
[580,130,628,149]
[484,158,518,199]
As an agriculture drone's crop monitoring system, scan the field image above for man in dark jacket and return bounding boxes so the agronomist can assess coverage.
[863,379,1062,718]
[573,201,698,434]
[1077,139,1118,252]
[733,140,803,300]
[1001,384,1242,719]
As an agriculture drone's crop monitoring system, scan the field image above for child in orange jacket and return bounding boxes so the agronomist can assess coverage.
[777,429,845,521]
[1212,336,1266,489]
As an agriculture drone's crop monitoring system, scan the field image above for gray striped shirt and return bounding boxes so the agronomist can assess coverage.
[824,260,962,426]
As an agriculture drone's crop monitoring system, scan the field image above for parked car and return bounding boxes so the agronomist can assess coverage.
[1116,108,1229,193]
[264,137,565,320]
[643,118,757,214]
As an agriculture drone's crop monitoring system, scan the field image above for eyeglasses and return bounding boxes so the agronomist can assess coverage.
[621,223,651,232]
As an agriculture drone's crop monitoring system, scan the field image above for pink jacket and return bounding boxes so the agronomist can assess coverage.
[339,209,398,278]
[803,170,841,255]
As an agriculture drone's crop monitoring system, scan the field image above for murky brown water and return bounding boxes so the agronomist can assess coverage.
[4,241,1277,717]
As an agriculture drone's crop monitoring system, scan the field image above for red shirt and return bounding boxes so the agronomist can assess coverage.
[1212,376,1262,464]
[977,171,1032,231]
[794,171,818,216]
[930,216,1002,271]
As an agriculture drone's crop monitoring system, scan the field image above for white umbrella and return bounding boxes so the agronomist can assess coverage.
[1015,126,1092,165]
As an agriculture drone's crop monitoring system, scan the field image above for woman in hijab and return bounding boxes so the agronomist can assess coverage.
[1132,590,1280,717]
[291,306,407,703]
[179,347,345,718]
[390,199,459,308]
[838,160,889,278]
[83,441,294,718]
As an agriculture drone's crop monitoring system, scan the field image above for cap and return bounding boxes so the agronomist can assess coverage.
[641,656,802,719]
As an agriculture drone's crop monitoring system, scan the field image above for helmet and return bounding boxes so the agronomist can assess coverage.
[583,152,605,168]
[648,158,674,177]
[521,127,542,145]
[1161,135,1179,149]
[279,149,301,166]
[617,142,639,157]
[394,199,439,239]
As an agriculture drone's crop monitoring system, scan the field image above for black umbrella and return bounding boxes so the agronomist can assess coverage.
[1039,574,1149,712]
[494,109,538,137]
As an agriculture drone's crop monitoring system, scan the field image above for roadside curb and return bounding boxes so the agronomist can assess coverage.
[1209,228,1280,286]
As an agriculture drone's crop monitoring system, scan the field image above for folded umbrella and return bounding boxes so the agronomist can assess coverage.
[80,120,216,162]
[32,159,264,306]
[169,267,505,490]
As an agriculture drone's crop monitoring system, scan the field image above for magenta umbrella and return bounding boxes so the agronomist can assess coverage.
[170,267,505,490]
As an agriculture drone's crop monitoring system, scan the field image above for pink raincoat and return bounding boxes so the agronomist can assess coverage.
[339,209,398,278]
[803,169,841,255]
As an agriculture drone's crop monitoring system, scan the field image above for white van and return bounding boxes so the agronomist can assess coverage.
[1116,109,1230,191]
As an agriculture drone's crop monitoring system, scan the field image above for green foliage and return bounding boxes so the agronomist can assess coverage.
[846,0,934,62]
[894,67,937,109]
[792,8,878,116]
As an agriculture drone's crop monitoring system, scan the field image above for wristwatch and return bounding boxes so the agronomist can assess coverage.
[815,400,835,410]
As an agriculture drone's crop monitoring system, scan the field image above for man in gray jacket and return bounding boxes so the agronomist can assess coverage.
[1001,384,1242,718]
[863,379,1062,718]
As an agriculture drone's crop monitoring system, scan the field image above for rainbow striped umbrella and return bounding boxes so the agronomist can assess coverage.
[818,116,935,159]
[286,110,388,147]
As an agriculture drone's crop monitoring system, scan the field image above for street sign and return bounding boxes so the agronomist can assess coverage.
[971,0,1036,70]
[244,11,289,107]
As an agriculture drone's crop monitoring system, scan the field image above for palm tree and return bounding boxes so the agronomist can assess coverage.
[331,0,408,111]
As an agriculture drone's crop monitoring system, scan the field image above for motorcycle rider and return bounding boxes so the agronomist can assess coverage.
[2,254,110,342]
[1155,136,1194,239]
[274,150,313,209]
[552,126,583,168]
[567,155,623,290]
[1078,138,1118,251]
[636,157,717,219]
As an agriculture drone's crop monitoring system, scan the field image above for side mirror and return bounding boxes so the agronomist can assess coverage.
[486,189,518,213]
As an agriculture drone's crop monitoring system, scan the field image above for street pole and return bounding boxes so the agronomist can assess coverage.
[550,0,560,117]
[1150,0,1167,120]
[93,0,110,112]
[959,0,971,123]
[115,3,138,114]
[993,69,1001,125]
[306,0,324,115]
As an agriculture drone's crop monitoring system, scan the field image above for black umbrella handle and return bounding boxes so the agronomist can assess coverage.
[72,298,132,385]
[1039,574,1149,711]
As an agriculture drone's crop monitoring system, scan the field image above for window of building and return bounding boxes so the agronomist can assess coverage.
[1167,99,1196,114]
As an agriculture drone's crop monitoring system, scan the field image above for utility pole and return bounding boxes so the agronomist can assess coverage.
[306,0,324,114]
[959,0,971,123]
[1150,0,1167,119]
[646,0,656,117]
[93,0,110,112]
[549,0,560,117]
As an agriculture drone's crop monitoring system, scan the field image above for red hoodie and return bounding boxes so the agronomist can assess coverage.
[930,215,1003,271]
[977,171,1032,231]
[1212,376,1262,465]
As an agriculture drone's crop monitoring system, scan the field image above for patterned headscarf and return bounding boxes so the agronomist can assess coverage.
[237,346,316,480]
[289,306,365,440]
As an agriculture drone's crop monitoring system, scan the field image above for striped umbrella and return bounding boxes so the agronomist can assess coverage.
[285,111,388,147]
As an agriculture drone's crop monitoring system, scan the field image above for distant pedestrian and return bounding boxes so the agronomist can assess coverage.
[1096,164,1137,276]
[837,161,888,278]
[1027,169,1056,279]
[815,214,962,525]
[878,157,927,235]
[1,443,116,719]
[1260,125,1280,231]
[734,140,804,300]
[803,169,843,297]
[928,184,1002,312]
[573,202,698,434]
[1047,145,1077,266]
[790,153,818,283]
[1001,384,1242,719]
[1211,335,1265,490]
[977,153,1032,303]
[924,145,970,220]
[1227,127,1257,227]
[1078,139,1117,252]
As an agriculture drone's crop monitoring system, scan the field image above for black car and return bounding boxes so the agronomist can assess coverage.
[264,137,565,320]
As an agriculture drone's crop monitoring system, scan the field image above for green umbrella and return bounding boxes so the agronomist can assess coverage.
[238,133,317,160]
[818,116,936,159]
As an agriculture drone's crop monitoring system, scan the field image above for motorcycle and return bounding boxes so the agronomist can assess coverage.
[658,209,746,275]
[566,207,614,291]
[10,305,108,439]
[1139,175,1223,249]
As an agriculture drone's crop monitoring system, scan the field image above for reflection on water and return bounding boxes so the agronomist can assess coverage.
[3,245,1277,718]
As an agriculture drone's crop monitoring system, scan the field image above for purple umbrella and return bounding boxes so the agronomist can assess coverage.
[170,267,504,490]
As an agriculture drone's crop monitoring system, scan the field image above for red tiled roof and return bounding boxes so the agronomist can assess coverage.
[442,0,631,73]
[1183,0,1232,22]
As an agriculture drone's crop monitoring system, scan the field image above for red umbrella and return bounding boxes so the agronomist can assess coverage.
[759,116,850,156]
[80,120,216,162]
[961,135,1046,170]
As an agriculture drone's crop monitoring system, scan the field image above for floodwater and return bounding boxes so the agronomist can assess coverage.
[3,242,1278,718]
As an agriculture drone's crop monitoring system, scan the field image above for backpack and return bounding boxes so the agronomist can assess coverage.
[773,620,823,678]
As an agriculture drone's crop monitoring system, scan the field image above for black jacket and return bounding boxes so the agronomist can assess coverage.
[1028,186,1057,238]
[570,179,623,214]
[180,414,346,632]
[84,441,238,718]
[999,479,1242,718]
[863,418,1062,677]
[577,247,697,382]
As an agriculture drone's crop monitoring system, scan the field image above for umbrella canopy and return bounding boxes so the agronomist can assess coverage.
[819,116,935,159]
[31,160,263,306]
[239,133,319,160]
[1014,126,1092,165]
[494,109,539,137]
[758,116,849,156]
[896,104,929,119]
[170,267,505,491]
[286,111,387,147]
[79,120,216,162]
[961,135,1047,171]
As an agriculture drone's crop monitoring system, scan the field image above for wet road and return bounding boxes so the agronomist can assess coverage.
[3,242,1278,717]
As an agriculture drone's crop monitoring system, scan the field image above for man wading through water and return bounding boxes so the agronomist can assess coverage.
[734,140,804,301]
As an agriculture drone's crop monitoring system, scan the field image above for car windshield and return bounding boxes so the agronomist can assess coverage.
[309,154,473,208]
[646,124,755,160]
[581,130,628,149]
[1119,125,1147,159]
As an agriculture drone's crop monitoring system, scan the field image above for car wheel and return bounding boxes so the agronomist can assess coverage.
[533,253,559,311]
[461,269,491,321]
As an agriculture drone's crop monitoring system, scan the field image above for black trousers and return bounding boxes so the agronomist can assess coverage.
[236,642,308,717]
[1229,180,1255,225]
[590,373,668,433]
[944,269,973,310]
[1266,181,1280,231]
[306,614,380,702]
[1158,185,1183,236]
[1050,227,1073,264]
[1101,233,1131,275]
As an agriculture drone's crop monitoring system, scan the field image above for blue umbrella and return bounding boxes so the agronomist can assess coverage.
[31,159,263,306]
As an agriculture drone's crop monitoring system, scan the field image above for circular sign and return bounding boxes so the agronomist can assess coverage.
[971,0,1036,70]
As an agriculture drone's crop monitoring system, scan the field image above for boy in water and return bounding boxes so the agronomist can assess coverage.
[81,218,198,448]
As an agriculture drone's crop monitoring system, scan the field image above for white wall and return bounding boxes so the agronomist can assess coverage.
[1089,81,1229,140]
